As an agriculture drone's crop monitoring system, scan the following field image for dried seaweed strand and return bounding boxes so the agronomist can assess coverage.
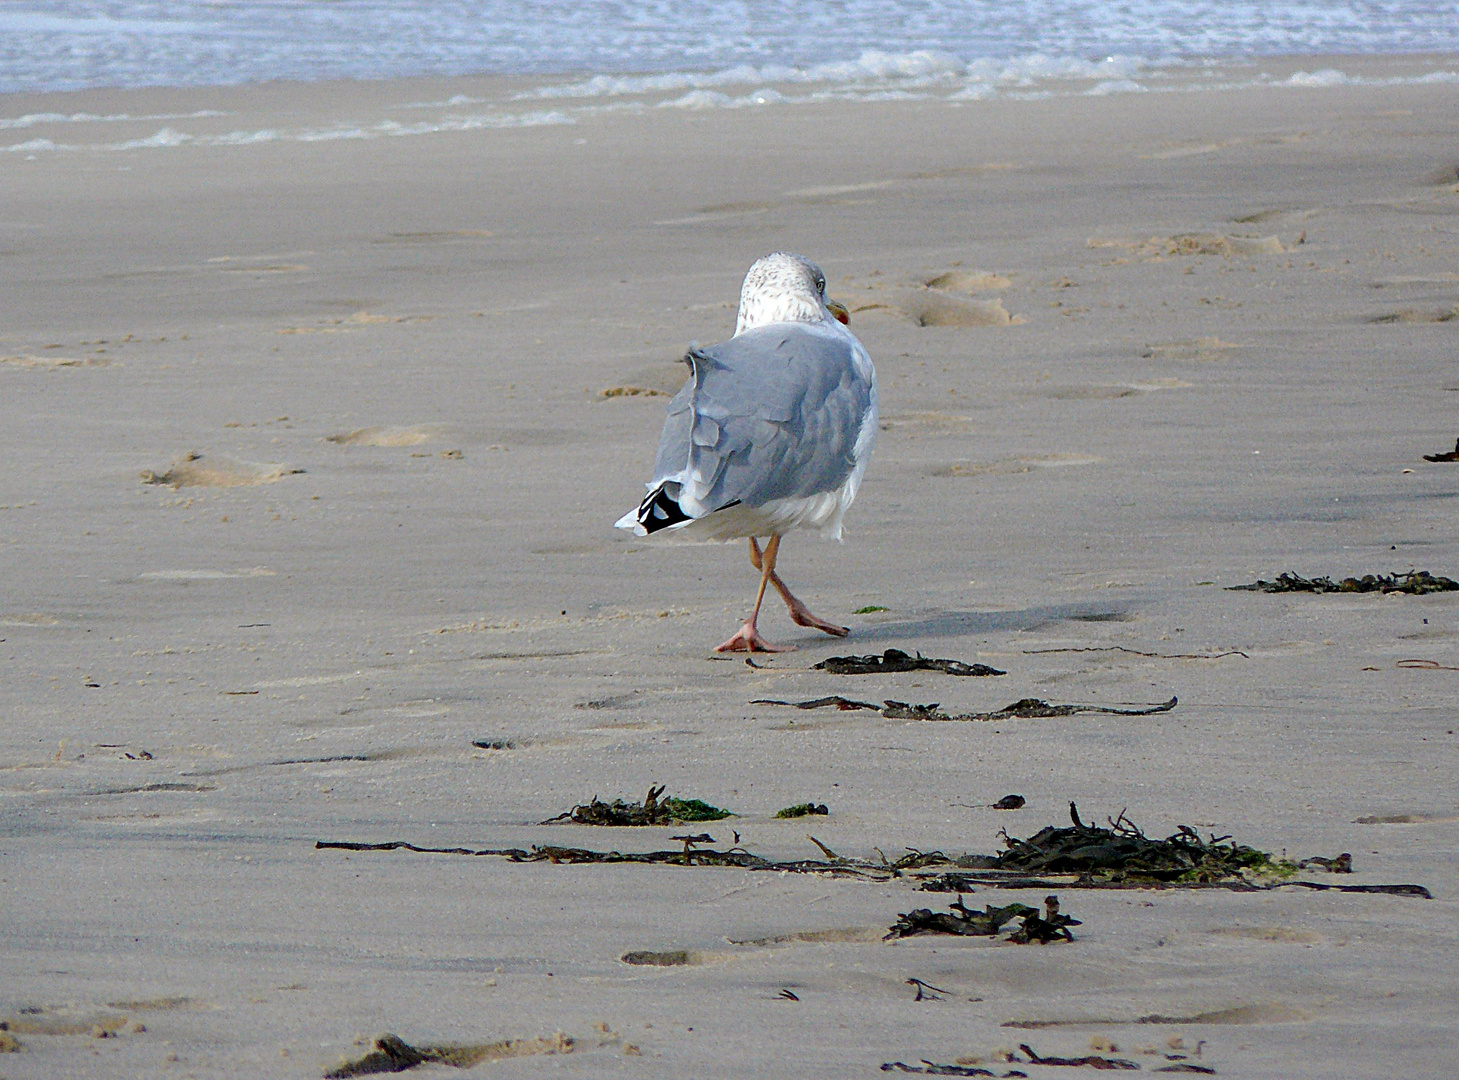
[1023,646,1247,660]
[752,696,1178,722]
[314,834,1430,897]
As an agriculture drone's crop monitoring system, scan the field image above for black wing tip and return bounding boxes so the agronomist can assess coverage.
[638,483,692,534]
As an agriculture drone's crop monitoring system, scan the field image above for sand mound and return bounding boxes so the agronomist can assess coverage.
[897,289,1021,327]
[923,270,1012,292]
[141,452,303,488]
[326,425,434,447]
[1179,1003,1313,1025]
[1091,233,1284,257]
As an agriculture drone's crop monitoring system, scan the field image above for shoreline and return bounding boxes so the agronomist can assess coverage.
[4,50,1459,152]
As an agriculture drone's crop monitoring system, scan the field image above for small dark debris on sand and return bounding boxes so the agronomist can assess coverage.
[887,1044,1140,1075]
[906,977,950,1001]
[1298,853,1352,873]
[1156,1066,1217,1074]
[752,696,1177,722]
[757,694,881,711]
[776,802,829,818]
[992,795,1026,810]
[621,949,693,966]
[882,1062,1016,1077]
[888,894,1078,943]
[1228,571,1458,594]
[1423,434,1459,461]
[814,649,1005,676]
[324,1032,572,1077]
[541,785,733,825]
[1423,438,1459,462]
[1019,1044,1139,1070]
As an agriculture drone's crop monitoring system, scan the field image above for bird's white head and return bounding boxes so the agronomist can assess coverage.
[734,252,850,335]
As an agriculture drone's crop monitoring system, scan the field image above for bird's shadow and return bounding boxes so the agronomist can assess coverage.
[840,602,1135,644]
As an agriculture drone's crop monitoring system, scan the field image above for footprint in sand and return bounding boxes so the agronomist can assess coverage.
[105,996,207,1012]
[1089,233,1285,260]
[1142,337,1242,361]
[372,230,494,244]
[1012,1001,1312,1028]
[878,411,975,432]
[923,270,1013,292]
[1369,304,1458,324]
[1,353,108,369]
[1232,207,1320,225]
[620,949,723,966]
[0,613,62,626]
[932,453,1103,478]
[1354,811,1459,824]
[325,424,440,447]
[1423,162,1459,190]
[885,289,1019,327]
[141,452,303,488]
[843,267,1021,327]
[138,568,274,581]
[1209,926,1324,944]
[601,363,692,399]
[1037,379,1190,400]
[729,927,885,946]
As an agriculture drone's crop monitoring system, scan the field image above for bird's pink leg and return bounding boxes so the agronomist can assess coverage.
[716,536,793,652]
[748,537,849,638]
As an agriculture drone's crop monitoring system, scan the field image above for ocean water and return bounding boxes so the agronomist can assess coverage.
[3,1,1459,96]
[3,3,1458,155]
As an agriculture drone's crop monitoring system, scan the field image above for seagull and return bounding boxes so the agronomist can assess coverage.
[615,252,878,652]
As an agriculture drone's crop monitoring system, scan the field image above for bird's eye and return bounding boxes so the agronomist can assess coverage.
[815,276,825,293]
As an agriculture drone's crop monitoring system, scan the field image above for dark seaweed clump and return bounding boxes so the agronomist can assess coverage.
[544,785,733,826]
[994,803,1294,883]
[1229,571,1457,595]
[814,648,1005,676]
[775,803,829,818]
[887,894,1080,944]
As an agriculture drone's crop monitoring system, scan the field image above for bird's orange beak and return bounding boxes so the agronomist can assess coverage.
[826,298,851,325]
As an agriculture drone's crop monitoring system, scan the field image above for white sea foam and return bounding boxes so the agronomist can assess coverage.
[1084,79,1150,96]
[0,109,225,131]
[521,50,1144,101]
[1,137,67,153]
[0,110,575,154]
[4,56,1457,158]
[3,2,1457,96]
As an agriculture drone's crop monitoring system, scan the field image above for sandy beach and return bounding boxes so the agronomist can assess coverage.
[2,52,1458,1078]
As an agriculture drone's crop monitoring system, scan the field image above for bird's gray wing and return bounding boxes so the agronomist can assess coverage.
[650,323,873,515]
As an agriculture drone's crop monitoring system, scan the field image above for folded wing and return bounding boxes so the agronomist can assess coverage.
[642,322,874,526]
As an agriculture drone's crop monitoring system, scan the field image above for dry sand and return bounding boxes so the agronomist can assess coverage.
[2,53,1457,1079]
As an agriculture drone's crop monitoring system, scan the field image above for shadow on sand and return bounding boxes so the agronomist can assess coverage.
[843,601,1135,644]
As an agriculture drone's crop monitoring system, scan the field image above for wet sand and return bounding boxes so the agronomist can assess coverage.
[2,53,1458,1079]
